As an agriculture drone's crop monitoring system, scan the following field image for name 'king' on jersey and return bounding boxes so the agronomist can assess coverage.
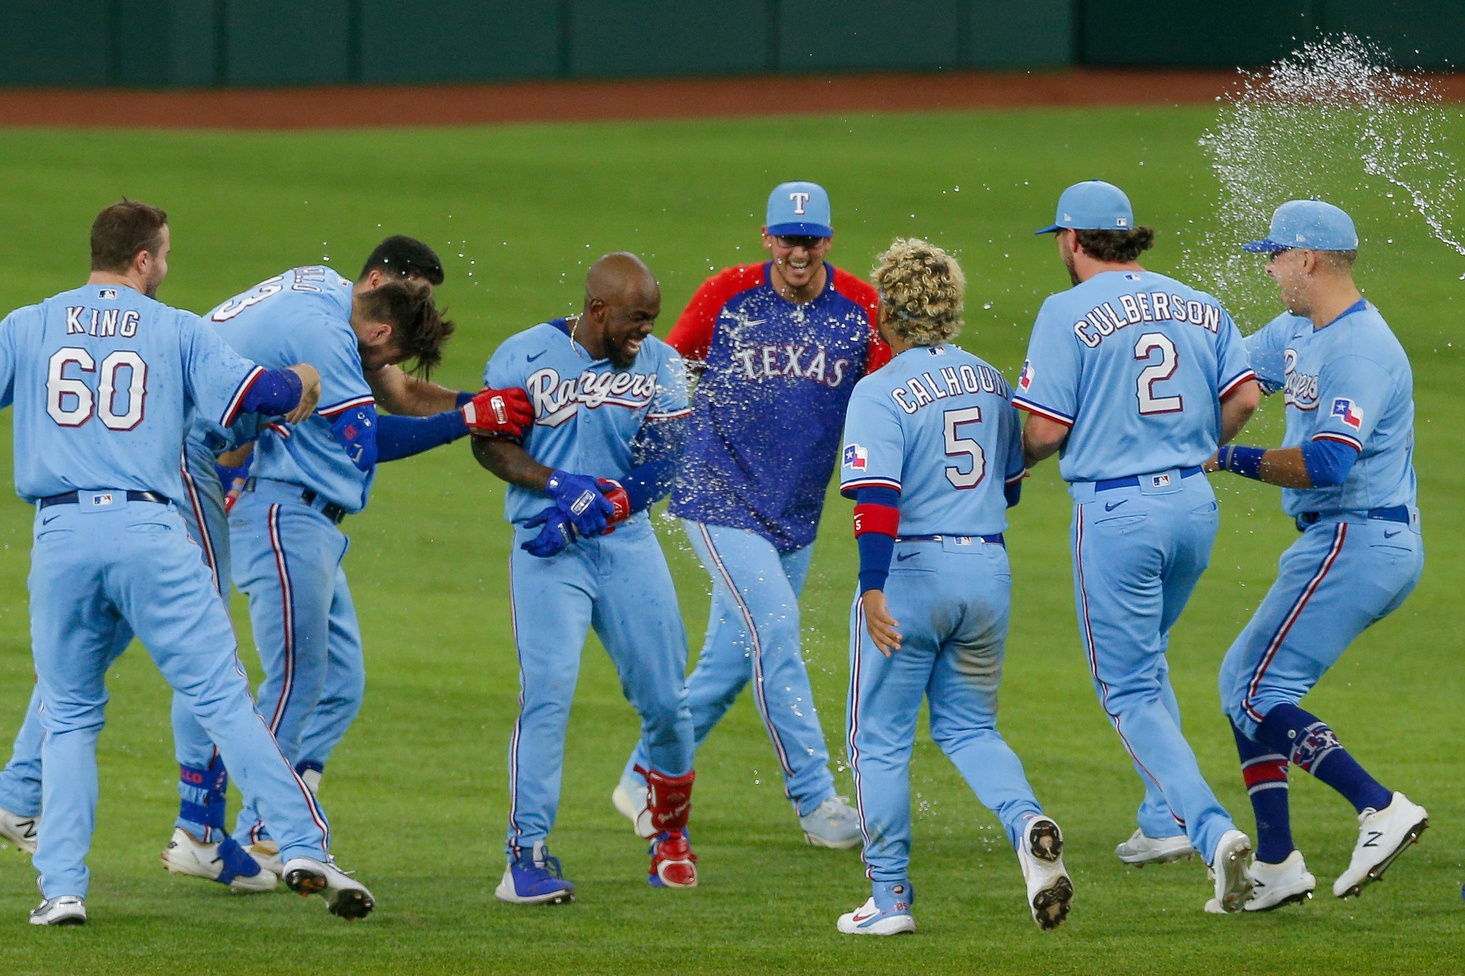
[0,284,267,505]
[839,344,1024,538]
[1243,301,1416,519]
[667,262,886,552]
[1013,270,1255,484]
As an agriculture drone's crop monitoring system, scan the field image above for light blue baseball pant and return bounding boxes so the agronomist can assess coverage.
[508,516,693,855]
[1069,472,1238,866]
[1219,512,1423,737]
[622,521,834,816]
[0,684,43,818]
[28,497,330,899]
[846,537,1044,883]
[222,477,364,845]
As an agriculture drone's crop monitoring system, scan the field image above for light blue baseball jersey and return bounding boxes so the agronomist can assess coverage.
[840,344,1023,537]
[1244,300,1416,518]
[1014,270,1255,483]
[202,266,376,512]
[485,318,690,525]
[0,284,265,503]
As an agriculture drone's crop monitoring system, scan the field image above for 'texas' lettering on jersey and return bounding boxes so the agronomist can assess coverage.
[527,366,660,427]
[1281,349,1319,411]
[1072,291,1222,348]
[889,362,1010,415]
[731,342,850,388]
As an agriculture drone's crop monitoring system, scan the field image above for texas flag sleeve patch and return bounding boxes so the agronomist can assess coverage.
[1331,397,1363,430]
[843,444,868,470]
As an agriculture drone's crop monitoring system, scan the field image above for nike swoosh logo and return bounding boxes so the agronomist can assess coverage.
[851,909,878,922]
[527,351,546,363]
[896,552,918,562]
[1104,500,1128,512]
[41,514,60,525]
[1384,530,1401,538]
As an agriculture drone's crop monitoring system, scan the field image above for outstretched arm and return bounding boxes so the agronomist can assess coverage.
[365,364,462,416]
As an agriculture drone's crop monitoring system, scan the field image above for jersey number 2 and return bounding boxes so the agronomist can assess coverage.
[1134,332,1182,415]
[943,406,986,489]
[46,347,148,430]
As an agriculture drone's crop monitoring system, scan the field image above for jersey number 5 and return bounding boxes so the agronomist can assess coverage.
[943,406,986,489]
[46,347,148,430]
[1134,332,1183,415]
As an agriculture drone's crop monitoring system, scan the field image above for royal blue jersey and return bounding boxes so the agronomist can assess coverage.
[1014,270,1255,483]
[0,284,266,504]
[839,345,1023,537]
[199,267,377,513]
[666,262,888,552]
[1245,301,1416,518]
[485,318,690,525]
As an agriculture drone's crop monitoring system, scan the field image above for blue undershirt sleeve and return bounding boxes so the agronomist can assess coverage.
[239,368,303,417]
[1004,480,1022,508]
[855,486,900,594]
[375,410,470,464]
[1301,438,1360,488]
[620,416,688,511]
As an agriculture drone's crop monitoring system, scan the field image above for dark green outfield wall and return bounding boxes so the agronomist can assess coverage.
[0,0,1457,88]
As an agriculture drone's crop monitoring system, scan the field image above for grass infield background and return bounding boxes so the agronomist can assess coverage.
[0,106,1460,974]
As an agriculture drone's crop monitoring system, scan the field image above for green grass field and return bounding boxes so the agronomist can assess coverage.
[0,105,1461,975]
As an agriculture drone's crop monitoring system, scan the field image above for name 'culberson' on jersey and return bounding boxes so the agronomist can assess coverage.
[667,262,888,552]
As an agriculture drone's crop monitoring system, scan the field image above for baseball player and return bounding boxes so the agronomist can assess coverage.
[2,199,371,923]
[613,182,888,849]
[1210,200,1427,910]
[1015,180,1262,912]
[837,239,1071,935]
[476,252,698,902]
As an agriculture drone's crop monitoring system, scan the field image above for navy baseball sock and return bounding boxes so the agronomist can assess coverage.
[1255,704,1393,814]
[1231,722,1293,863]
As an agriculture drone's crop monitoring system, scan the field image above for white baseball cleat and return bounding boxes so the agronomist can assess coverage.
[161,828,278,892]
[0,806,39,855]
[1115,827,1196,866]
[1018,817,1073,931]
[1246,850,1315,911]
[246,838,284,876]
[1211,829,1255,914]
[799,796,863,850]
[836,881,915,936]
[611,774,655,839]
[1333,791,1428,899]
[29,895,86,926]
[282,857,375,920]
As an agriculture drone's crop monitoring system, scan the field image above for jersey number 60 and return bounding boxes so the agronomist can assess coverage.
[46,347,148,430]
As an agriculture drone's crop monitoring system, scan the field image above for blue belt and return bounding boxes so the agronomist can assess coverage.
[1298,505,1410,526]
[1094,466,1204,492]
[243,477,348,525]
[895,533,1004,547]
[38,489,167,509]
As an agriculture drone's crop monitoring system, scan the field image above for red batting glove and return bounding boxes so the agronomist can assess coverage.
[462,387,533,439]
[596,478,632,534]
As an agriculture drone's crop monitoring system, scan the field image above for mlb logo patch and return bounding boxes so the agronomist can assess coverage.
[1116,217,1129,228]
[1331,397,1363,430]
[843,444,868,470]
[98,288,117,300]
[1150,474,1172,488]
[86,492,116,508]
[1018,361,1035,391]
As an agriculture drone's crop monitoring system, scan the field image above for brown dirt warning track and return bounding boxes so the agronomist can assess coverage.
[2,68,1462,130]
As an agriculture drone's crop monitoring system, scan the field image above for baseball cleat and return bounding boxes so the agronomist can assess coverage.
[495,842,575,905]
[1017,817,1073,931]
[648,830,698,888]
[837,881,915,936]
[282,857,375,919]
[1332,791,1428,899]
[161,828,278,892]
[246,838,284,876]
[1115,827,1196,866]
[0,807,39,855]
[1210,829,1255,914]
[799,796,863,850]
[611,774,655,839]
[1246,850,1315,911]
[29,895,86,926]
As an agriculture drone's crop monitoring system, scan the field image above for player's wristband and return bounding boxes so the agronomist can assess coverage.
[455,390,474,408]
[1219,445,1266,480]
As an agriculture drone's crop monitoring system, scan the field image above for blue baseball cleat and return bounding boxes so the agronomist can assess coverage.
[495,842,575,905]
[836,880,915,936]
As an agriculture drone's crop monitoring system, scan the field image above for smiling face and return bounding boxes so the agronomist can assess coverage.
[1265,247,1312,316]
[762,232,831,302]
[597,280,662,369]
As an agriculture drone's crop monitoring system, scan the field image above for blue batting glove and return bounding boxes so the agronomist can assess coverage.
[546,469,616,536]
[521,505,576,558]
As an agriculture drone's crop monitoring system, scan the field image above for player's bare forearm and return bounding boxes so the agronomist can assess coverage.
[367,364,461,416]
[216,443,254,467]
[283,363,322,424]
[860,590,902,657]
[1021,414,1069,469]
[1219,379,1262,446]
[1203,445,1313,488]
[472,436,553,492]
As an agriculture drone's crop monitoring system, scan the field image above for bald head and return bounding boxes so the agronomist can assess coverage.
[577,252,662,369]
[584,251,658,309]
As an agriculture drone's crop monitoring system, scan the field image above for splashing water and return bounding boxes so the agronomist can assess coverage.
[1186,34,1465,321]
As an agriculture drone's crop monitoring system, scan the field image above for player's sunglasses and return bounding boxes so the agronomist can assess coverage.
[773,235,827,249]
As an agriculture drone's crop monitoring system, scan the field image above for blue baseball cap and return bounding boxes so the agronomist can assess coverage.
[766,181,833,238]
[1035,180,1134,235]
[1242,199,1359,252]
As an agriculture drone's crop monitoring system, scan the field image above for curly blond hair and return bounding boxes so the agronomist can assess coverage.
[870,238,965,347]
